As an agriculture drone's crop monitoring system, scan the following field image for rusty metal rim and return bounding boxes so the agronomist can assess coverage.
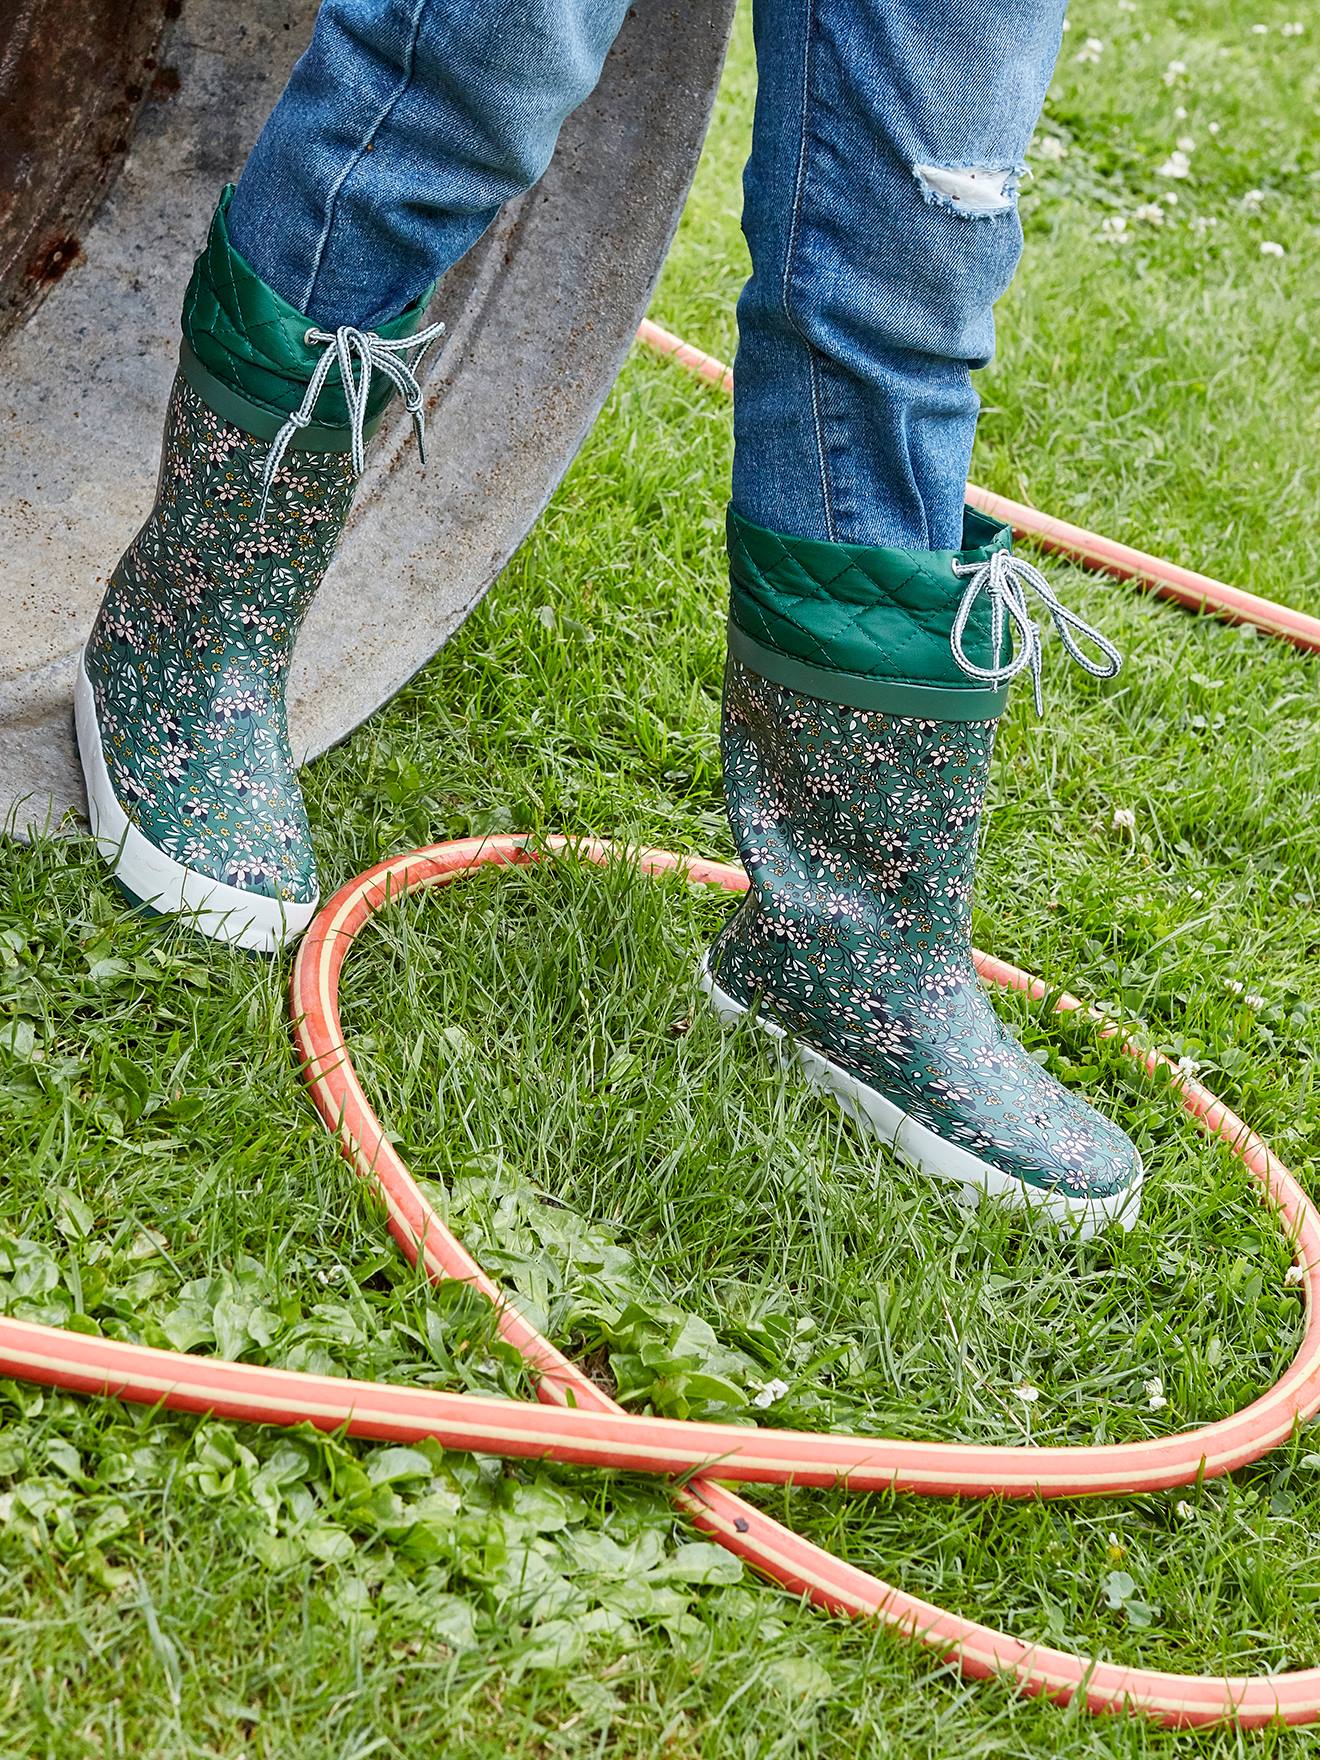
[0,0,173,339]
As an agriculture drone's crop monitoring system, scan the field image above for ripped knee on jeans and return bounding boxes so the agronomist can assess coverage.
[912,162,1020,217]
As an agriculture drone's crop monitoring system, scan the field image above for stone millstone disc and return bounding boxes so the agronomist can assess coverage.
[1,0,733,835]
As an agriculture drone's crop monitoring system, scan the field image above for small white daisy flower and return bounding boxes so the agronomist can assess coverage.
[1158,150,1192,179]
[752,1378,790,1409]
[1260,240,1285,257]
[1145,1376,1168,1411]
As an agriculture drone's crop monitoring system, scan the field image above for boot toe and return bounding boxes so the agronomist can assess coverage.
[931,1062,1143,1206]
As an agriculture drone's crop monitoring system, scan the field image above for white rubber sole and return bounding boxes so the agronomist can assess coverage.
[74,654,318,955]
[698,958,1142,1238]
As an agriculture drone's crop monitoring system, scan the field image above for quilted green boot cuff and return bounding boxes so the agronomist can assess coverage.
[180,186,435,441]
[726,508,1016,721]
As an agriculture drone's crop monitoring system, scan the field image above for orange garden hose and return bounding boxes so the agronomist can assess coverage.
[2,835,1320,1727]
[635,319,1320,655]
[3,326,1316,1731]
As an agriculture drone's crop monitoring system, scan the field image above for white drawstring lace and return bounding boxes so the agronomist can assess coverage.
[258,320,446,520]
[949,548,1122,715]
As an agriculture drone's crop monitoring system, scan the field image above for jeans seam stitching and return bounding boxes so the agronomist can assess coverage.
[779,0,835,542]
[300,0,431,317]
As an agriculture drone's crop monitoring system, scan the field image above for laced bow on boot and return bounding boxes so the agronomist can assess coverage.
[949,548,1122,713]
[258,320,447,518]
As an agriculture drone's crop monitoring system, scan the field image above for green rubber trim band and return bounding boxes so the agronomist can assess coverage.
[177,342,384,453]
[727,618,1008,721]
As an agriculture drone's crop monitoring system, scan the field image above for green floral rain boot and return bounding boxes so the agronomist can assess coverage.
[701,509,1143,1235]
[76,187,442,952]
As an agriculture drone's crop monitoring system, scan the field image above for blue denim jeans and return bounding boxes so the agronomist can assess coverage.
[228,0,1065,551]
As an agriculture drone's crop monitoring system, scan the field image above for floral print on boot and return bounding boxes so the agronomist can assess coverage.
[78,374,355,946]
[76,189,441,952]
[702,509,1140,1234]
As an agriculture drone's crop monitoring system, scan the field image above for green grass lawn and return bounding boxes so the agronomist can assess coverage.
[3,1,1319,1753]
